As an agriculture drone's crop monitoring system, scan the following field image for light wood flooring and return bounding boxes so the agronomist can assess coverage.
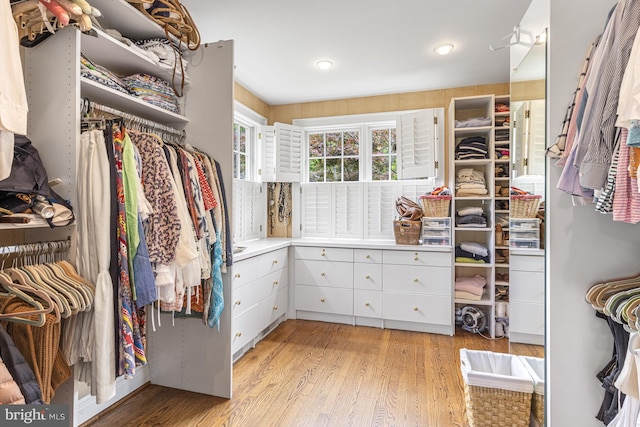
[84,319,543,427]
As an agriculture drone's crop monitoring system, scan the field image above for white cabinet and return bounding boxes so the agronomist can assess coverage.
[509,251,544,345]
[292,244,453,334]
[232,248,289,358]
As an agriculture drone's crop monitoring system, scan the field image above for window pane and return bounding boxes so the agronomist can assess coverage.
[372,129,389,155]
[372,156,389,181]
[344,131,359,156]
[233,123,239,151]
[309,133,324,157]
[233,152,239,178]
[344,158,359,181]
[309,158,324,182]
[390,156,397,180]
[326,132,342,156]
[390,128,397,153]
[326,158,341,182]
[239,154,246,179]
[239,125,246,153]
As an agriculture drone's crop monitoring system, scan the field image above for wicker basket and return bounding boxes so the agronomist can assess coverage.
[393,220,421,245]
[419,195,451,217]
[510,195,542,218]
[519,356,545,426]
[463,383,533,427]
[460,349,534,427]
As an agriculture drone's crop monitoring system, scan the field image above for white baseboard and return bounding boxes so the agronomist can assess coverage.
[76,364,150,426]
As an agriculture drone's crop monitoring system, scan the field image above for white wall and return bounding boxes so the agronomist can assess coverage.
[546,1,638,426]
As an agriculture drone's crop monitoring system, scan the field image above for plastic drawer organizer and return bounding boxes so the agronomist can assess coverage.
[421,217,452,246]
[509,218,540,249]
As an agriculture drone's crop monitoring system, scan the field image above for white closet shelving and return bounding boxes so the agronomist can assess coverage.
[449,94,510,339]
[21,1,235,425]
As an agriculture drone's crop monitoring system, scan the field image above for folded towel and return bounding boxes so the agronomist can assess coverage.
[456,290,483,301]
[460,241,489,257]
[457,206,484,216]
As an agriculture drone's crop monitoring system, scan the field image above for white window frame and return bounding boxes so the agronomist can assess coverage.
[233,102,267,243]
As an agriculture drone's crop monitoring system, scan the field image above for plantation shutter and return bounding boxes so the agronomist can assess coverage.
[261,125,276,182]
[334,183,362,239]
[301,183,331,238]
[274,122,303,182]
[243,181,263,240]
[365,182,396,240]
[397,109,442,179]
[528,99,546,176]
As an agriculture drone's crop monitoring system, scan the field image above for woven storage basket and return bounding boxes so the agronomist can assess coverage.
[460,349,534,427]
[393,220,421,245]
[510,194,542,218]
[463,383,532,427]
[519,356,545,425]
[419,195,451,217]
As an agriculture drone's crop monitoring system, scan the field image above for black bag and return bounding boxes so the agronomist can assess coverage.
[0,135,51,196]
[0,135,74,227]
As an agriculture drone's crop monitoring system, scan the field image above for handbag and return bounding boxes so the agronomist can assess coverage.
[395,196,423,221]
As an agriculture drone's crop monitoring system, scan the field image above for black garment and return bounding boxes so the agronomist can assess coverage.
[214,160,233,267]
[0,325,43,404]
[454,245,490,263]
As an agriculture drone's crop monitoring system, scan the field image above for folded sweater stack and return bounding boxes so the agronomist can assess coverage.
[456,168,487,196]
[121,73,181,114]
[455,275,487,301]
[455,136,488,160]
[455,241,490,263]
[456,206,487,228]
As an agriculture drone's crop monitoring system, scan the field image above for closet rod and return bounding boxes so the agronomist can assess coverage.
[87,100,186,139]
[0,239,71,256]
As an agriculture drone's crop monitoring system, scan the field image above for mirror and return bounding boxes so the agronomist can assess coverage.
[510,37,546,198]
[507,30,546,361]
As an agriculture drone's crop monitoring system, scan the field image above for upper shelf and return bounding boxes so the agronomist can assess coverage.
[453,126,493,136]
[81,78,189,126]
[81,29,188,86]
[91,0,181,45]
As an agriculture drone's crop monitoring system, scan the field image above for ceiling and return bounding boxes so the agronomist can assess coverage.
[181,0,533,106]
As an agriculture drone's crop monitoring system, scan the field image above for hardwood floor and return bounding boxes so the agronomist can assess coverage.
[84,320,543,427]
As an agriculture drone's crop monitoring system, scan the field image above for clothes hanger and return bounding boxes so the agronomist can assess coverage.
[0,271,54,327]
[588,274,640,311]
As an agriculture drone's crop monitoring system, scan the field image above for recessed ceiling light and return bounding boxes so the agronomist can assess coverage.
[315,60,334,70]
[434,43,454,55]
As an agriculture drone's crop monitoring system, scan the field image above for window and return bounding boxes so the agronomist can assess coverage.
[371,126,397,181]
[232,103,266,243]
[294,110,444,240]
[308,129,360,182]
[233,122,250,180]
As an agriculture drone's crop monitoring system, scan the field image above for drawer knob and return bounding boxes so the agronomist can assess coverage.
[366,254,371,259]
[235,273,241,278]
[413,306,419,312]
[273,260,278,264]
[414,256,419,261]
[236,332,242,337]
[321,272,326,276]
[273,280,279,286]
[320,298,325,302]
[365,274,370,279]
[413,278,419,283]
[365,302,370,307]
[234,300,241,305]
[273,306,278,311]
[321,250,326,256]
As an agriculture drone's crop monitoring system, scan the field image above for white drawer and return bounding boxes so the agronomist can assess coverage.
[354,263,382,291]
[383,250,450,267]
[258,285,288,326]
[231,260,259,290]
[295,284,353,316]
[510,302,544,336]
[382,265,451,296]
[231,305,261,354]
[353,249,383,264]
[258,247,289,277]
[510,254,544,272]
[295,246,354,262]
[354,290,382,318]
[383,293,451,325]
[510,271,544,303]
[294,259,354,289]
[232,268,288,319]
